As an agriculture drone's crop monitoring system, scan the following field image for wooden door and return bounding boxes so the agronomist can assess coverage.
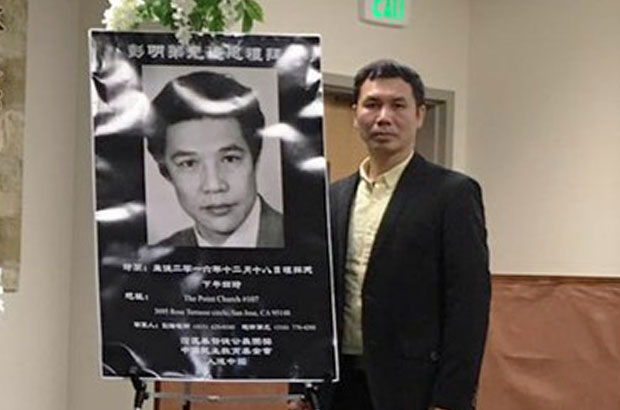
[323,93,365,182]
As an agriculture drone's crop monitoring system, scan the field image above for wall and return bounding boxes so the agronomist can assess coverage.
[66,1,473,409]
[0,0,79,409]
[468,0,620,276]
[66,1,135,409]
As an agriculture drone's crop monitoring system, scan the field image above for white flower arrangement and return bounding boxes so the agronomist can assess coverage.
[103,0,145,30]
[102,0,263,45]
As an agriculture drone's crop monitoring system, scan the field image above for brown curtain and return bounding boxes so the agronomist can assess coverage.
[477,277,620,410]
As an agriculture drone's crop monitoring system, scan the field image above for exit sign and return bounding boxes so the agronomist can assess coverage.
[359,0,408,27]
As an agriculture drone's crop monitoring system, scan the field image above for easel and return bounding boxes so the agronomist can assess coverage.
[130,371,326,410]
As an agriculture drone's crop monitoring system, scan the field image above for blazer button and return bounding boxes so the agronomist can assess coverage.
[430,351,440,362]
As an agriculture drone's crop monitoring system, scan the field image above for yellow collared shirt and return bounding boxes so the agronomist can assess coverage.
[341,151,414,355]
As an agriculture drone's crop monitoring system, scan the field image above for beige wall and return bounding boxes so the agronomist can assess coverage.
[468,0,620,276]
[0,1,78,410]
[67,1,136,410]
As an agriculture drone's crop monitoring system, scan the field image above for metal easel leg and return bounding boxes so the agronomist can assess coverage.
[182,382,191,410]
[129,368,150,410]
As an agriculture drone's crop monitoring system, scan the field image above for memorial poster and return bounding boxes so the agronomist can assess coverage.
[89,31,337,381]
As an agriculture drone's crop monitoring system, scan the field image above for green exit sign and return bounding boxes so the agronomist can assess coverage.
[359,0,408,27]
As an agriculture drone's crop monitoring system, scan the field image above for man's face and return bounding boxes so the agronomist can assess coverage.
[163,117,258,244]
[353,77,425,159]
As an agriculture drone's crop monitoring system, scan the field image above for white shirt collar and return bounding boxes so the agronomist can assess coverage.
[194,197,261,248]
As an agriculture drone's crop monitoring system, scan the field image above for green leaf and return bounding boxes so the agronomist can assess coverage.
[208,6,225,32]
[190,2,209,30]
[244,0,264,22]
[147,0,174,27]
[188,12,203,31]
[242,11,253,32]
[137,5,153,21]
[195,0,219,7]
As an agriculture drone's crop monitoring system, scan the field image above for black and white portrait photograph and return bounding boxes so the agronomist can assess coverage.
[142,65,284,248]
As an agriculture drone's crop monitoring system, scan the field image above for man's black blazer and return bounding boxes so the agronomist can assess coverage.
[329,153,490,410]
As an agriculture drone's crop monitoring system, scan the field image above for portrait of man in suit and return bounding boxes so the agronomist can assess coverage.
[322,60,490,410]
[146,70,284,248]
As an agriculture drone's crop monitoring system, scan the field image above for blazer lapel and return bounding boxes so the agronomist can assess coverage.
[366,153,428,273]
[334,174,359,277]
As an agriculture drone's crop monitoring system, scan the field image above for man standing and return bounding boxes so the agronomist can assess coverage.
[328,60,490,410]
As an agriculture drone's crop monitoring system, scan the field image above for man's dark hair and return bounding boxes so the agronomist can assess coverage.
[353,59,425,107]
[147,71,265,177]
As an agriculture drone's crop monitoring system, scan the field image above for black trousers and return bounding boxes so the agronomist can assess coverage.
[331,355,374,410]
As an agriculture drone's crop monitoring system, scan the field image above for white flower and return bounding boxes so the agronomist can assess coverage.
[102,0,145,30]
[171,0,196,14]
[175,25,192,46]
[171,0,196,46]
[220,0,242,28]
